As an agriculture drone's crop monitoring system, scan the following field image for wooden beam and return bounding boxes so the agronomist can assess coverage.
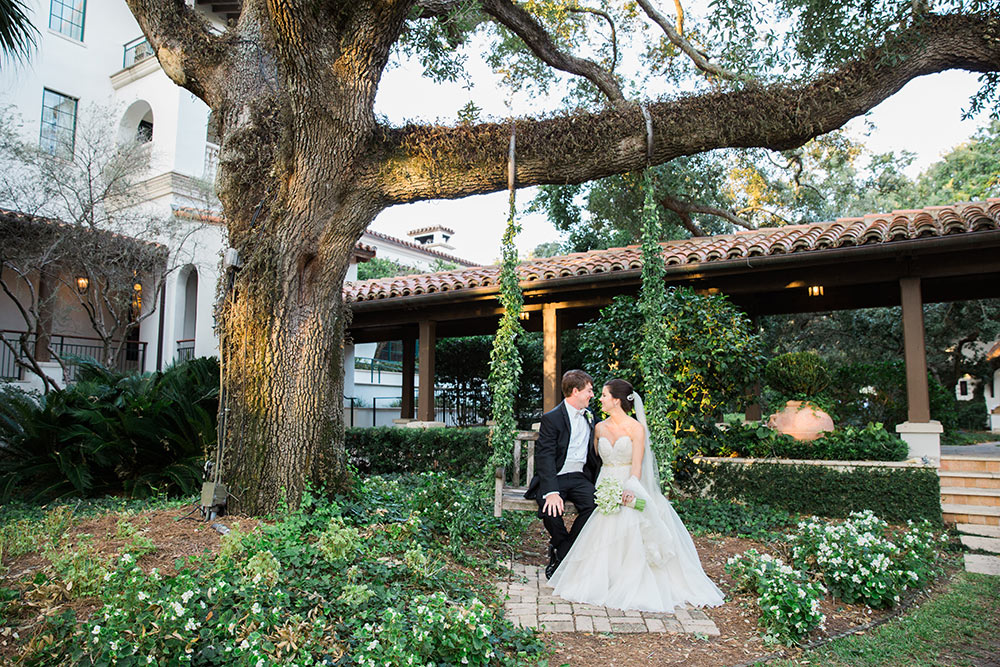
[542,304,562,412]
[418,320,436,421]
[401,336,415,419]
[900,277,931,423]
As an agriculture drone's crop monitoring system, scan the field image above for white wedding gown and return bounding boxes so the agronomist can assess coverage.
[548,435,725,613]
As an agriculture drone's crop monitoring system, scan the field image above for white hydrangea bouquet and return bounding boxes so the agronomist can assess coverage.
[595,477,645,515]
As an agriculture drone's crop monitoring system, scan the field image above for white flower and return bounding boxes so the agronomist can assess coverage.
[181,590,195,603]
[251,602,262,615]
[92,626,101,635]
[171,601,185,617]
[137,592,149,601]
[240,640,250,650]
[184,618,199,632]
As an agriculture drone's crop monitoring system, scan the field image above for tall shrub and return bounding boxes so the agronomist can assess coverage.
[581,288,763,459]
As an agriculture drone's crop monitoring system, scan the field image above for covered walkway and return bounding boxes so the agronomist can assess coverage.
[345,199,1000,452]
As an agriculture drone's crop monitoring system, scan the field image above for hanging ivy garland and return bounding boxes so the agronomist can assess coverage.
[638,165,676,486]
[486,126,524,481]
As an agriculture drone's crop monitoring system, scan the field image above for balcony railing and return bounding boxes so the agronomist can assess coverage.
[1,330,146,382]
[123,36,155,70]
[177,339,195,362]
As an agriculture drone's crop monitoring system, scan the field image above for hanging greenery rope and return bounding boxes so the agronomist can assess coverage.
[637,147,676,487]
[486,126,524,482]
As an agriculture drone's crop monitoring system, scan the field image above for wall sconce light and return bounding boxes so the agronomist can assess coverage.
[76,276,89,292]
[132,282,143,309]
[518,311,530,321]
[807,285,824,297]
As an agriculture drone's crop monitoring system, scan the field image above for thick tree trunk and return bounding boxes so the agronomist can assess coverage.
[218,203,369,514]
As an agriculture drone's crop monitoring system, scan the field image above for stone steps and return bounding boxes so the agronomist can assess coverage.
[957,523,1000,576]
[939,456,1000,526]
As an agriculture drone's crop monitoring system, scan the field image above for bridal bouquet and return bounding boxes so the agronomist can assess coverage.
[595,478,645,515]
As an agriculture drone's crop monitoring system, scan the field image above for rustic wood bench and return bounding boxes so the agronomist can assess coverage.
[493,430,576,517]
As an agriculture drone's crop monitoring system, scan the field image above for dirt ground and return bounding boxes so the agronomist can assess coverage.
[1,507,950,667]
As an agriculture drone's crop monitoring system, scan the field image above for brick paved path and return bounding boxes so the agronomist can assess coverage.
[497,562,720,635]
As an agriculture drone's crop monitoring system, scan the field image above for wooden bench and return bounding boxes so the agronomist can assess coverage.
[493,430,576,517]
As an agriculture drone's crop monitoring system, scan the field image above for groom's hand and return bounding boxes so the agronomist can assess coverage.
[542,493,564,517]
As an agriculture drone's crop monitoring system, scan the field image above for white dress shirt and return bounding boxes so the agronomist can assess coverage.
[556,402,590,476]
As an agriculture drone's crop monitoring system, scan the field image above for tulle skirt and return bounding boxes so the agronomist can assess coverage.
[548,468,725,613]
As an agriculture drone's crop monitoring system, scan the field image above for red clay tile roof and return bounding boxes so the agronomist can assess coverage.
[0,207,167,250]
[361,229,475,267]
[344,199,1000,303]
[408,224,456,236]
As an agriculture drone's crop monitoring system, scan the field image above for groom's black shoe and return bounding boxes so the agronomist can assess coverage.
[545,542,560,579]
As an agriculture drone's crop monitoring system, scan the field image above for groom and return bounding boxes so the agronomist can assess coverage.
[525,369,602,578]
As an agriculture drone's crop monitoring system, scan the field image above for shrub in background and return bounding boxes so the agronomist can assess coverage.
[346,427,490,478]
[694,421,908,461]
[678,459,941,524]
[0,357,217,502]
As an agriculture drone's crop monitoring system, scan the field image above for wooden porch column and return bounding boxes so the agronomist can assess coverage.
[401,335,415,419]
[900,277,931,422]
[417,320,437,422]
[542,304,562,412]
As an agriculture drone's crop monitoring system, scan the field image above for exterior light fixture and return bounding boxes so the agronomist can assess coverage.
[518,311,530,321]
[132,282,143,309]
[807,285,824,297]
[76,276,89,292]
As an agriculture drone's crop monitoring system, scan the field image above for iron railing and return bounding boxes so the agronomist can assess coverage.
[176,339,195,362]
[123,36,154,69]
[0,330,146,382]
[354,356,404,383]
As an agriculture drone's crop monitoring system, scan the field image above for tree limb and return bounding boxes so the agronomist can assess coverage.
[659,192,756,236]
[567,6,618,73]
[480,0,624,102]
[124,0,228,105]
[634,0,739,81]
[373,13,1000,206]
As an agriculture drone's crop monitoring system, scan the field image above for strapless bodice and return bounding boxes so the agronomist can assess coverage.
[598,435,634,467]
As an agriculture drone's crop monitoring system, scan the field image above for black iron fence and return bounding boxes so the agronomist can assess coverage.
[0,330,146,382]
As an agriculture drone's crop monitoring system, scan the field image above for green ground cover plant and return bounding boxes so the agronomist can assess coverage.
[2,474,542,666]
[673,497,797,540]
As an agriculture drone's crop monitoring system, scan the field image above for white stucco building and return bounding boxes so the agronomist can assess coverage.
[0,0,477,420]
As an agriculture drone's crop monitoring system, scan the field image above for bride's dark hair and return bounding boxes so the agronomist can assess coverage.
[604,379,634,412]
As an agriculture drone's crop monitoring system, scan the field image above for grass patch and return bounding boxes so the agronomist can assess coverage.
[770,571,1000,666]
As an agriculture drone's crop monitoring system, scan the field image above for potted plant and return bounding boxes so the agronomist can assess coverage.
[764,352,834,441]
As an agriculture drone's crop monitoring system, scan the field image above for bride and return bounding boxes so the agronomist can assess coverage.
[548,378,725,613]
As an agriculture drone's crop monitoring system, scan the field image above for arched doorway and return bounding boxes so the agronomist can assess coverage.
[176,266,198,361]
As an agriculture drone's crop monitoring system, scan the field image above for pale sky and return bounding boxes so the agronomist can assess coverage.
[371,52,991,266]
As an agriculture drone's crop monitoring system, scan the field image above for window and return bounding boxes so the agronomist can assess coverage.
[137,119,153,143]
[39,89,78,157]
[414,234,433,244]
[49,0,86,41]
[959,380,969,397]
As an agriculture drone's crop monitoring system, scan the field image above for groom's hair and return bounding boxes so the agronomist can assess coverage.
[561,369,593,397]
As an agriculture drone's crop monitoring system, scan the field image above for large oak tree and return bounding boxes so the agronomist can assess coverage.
[124,0,1000,514]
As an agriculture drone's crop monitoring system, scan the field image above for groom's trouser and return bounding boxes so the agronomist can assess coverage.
[536,472,596,562]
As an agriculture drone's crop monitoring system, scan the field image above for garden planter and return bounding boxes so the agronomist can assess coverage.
[767,400,834,441]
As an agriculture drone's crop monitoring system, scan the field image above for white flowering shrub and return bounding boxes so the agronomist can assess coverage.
[353,592,498,667]
[790,510,945,608]
[726,549,827,643]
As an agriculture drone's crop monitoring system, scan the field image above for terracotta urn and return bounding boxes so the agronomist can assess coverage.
[767,400,834,442]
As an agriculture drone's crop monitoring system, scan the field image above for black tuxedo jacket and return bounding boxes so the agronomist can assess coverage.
[524,401,602,500]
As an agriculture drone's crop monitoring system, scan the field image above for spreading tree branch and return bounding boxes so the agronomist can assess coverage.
[659,192,755,236]
[634,0,739,80]
[480,0,625,102]
[567,6,619,73]
[124,0,228,105]
[373,13,1000,206]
